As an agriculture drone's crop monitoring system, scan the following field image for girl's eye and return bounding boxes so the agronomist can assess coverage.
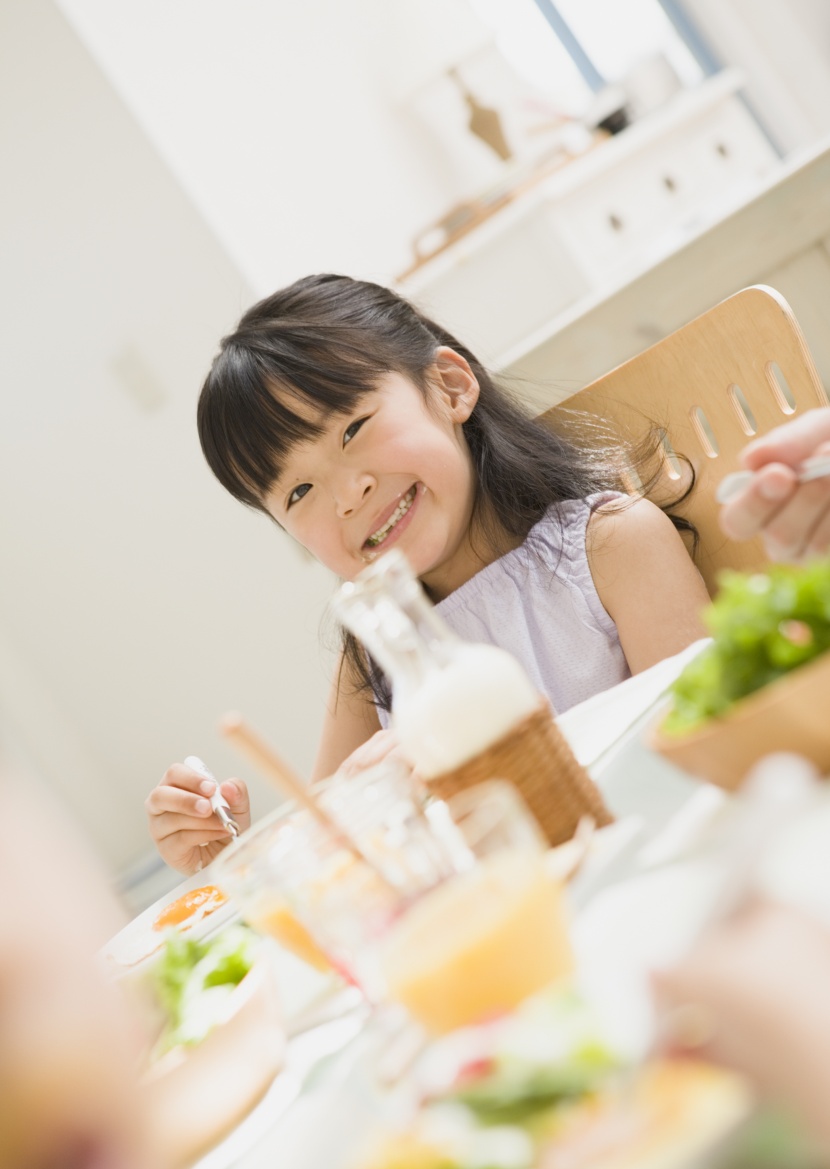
[287,483,311,508]
[343,417,367,445]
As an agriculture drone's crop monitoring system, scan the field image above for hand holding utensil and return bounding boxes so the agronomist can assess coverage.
[716,454,830,504]
[183,755,240,838]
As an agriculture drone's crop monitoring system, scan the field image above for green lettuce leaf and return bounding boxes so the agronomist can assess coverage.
[662,561,830,736]
[437,989,621,1125]
[149,924,260,1054]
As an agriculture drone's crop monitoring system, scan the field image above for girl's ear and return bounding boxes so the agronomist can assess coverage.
[431,346,480,422]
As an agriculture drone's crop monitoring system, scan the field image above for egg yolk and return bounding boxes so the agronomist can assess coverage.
[152,885,228,931]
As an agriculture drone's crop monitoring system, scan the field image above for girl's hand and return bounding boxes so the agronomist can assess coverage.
[145,763,251,875]
[331,728,410,781]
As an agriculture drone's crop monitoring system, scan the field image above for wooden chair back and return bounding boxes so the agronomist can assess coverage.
[539,285,829,593]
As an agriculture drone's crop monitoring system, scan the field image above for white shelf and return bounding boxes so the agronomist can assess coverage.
[397,70,779,364]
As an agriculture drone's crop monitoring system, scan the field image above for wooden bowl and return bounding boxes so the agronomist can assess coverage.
[140,958,285,1167]
[647,650,830,790]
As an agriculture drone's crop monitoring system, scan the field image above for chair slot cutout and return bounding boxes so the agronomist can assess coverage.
[766,362,797,414]
[727,384,757,435]
[659,430,682,481]
[689,406,719,458]
[621,465,644,495]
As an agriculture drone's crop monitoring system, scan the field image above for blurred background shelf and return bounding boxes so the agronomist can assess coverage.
[398,70,778,366]
[501,138,830,410]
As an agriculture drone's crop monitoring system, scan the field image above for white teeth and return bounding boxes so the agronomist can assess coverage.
[366,486,416,547]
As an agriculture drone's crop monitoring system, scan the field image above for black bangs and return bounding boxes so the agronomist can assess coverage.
[197,326,394,512]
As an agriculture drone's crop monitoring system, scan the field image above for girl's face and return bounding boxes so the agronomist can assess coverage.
[265,349,482,597]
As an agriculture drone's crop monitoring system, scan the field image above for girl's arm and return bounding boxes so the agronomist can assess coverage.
[587,496,710,674]
[312,654,384,780]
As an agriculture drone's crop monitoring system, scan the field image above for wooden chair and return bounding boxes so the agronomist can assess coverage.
[539,285,829,594]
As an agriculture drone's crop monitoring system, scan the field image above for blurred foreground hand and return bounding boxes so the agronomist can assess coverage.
[653,898,830,1154]
[0,768,152,1169]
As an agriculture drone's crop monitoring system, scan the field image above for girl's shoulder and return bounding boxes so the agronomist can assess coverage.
[550,489,628,525]
[585,496,710,673]
[438,491,631,616]
[585,494,699,599]
[586,494,677,552]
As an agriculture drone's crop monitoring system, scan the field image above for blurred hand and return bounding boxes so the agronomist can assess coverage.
[330,728,414,782]
[720,407,830,562]
[653,899,830,1148]
[1,774,148,1169]
[145,762,251,875]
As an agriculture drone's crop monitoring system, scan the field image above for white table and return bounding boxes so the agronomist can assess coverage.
[115,644,826,1169]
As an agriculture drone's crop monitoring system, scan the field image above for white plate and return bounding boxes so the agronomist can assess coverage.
[192,1003,371,1169]
[103,866,361,1044]
[102,870,239,972]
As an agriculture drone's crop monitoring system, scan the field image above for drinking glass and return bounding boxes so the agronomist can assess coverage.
[211,802,339,974]
[315,757,461,893]
[376,780,574,1034]
[212,758,454,993]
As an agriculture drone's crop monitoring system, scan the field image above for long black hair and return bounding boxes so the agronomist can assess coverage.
[198,273,694,711]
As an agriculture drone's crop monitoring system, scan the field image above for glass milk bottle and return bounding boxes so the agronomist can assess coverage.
[331,550,611,845]
[333,549,539,777]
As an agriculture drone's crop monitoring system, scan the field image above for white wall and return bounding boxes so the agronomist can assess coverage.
[0,0,337,872]
[54,0,503,294]
[686,0,830,153]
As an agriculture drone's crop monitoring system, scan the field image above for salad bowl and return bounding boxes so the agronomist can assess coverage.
[138,930,285,1168]
[648,562,830,789]
[649,648,830,789]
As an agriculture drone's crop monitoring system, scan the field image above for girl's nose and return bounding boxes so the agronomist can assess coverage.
[335,473,374,518]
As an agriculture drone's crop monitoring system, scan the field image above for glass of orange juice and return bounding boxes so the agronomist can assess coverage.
[211,793,415,993]
[211,802,337,973]
[377,781,574,1034]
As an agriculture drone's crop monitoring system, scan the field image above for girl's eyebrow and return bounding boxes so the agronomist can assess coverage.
[271,426,330,494]
[272,461,305,497]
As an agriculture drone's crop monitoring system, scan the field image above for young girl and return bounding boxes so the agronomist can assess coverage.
[147,273,709,874]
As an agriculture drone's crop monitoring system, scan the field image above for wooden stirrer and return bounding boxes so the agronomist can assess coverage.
[219,711,397,891]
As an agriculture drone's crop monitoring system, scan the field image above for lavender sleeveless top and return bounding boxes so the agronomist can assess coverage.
[376,493,630,727]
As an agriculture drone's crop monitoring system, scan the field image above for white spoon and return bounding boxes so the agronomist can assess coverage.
[716,453,830,504]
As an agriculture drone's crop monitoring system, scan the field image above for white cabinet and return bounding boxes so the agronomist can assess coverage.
[397,71,779,365]
[501,141,830,414]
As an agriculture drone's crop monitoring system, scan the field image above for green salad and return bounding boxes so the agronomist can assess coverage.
[430,989,622,1126]
[662,560,830,736]
[357,988,624,1169]
[148,924,261,1055]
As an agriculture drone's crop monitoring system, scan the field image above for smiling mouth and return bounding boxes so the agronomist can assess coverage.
[364,485,417,548]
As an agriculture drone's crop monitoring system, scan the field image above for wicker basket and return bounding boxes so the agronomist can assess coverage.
[424,700,612,847]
